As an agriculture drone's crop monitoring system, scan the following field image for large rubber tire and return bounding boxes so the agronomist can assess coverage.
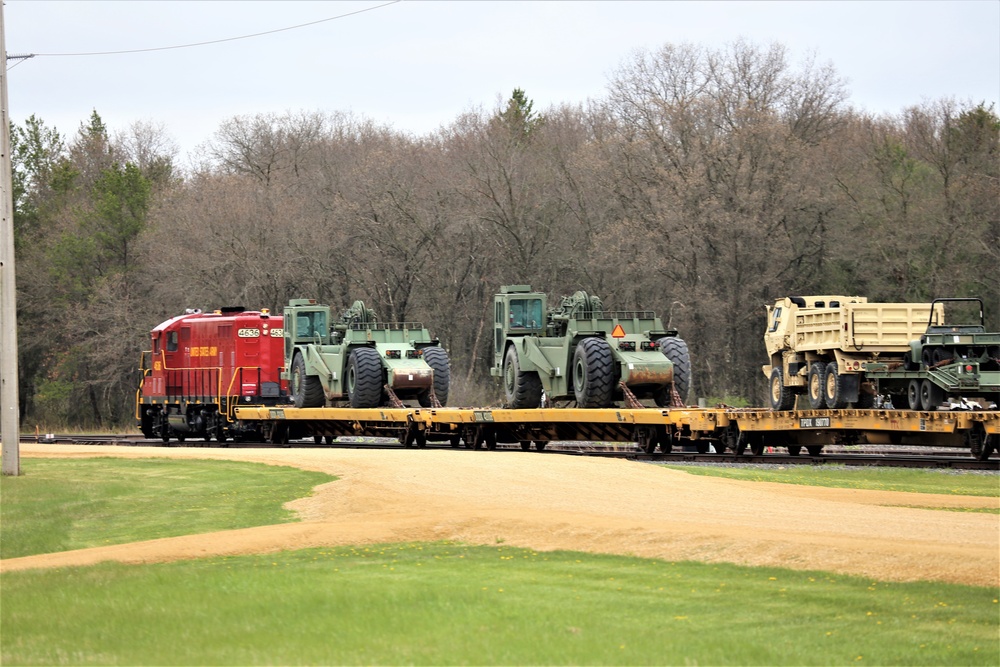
[824,361,848,409]
[807,362,827,409]
[931,347,954,367]
[769,367,796,411]
[657,337,692,403]
[919,379,944,412]
[347,347,383,408]
[291,352,325,408]
[503,345,542,409]
[907,379,922,410]
[419,346,451,407]
[573,338,614,408]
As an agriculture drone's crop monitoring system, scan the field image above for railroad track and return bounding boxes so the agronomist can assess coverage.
[18,435,999,470]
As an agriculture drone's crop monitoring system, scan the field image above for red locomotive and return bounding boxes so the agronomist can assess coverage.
[136,307,287,442]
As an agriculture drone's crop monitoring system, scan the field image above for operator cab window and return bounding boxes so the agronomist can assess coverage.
[509,298,543,329]
[166,331,178,352]
[297,311,327,339]
[768,307,782,333]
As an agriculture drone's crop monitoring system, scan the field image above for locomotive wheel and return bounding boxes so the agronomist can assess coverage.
[535,441,547,451]
[656,337,692,405]
[807,445,823,456]
[347,347,384,408]
[573,338,614,408]
[520,441,532,451]
[824,362,848,409]
[907,379,922,410]
[503,345,543,408]
[919,379,944,412]
[419,346,451,407]
[769,367,796,411]
[787,445,802,456]
[291,352,325,408]
[807,362,827,409]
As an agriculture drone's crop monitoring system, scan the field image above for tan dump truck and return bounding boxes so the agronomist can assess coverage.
[763,296,942,410]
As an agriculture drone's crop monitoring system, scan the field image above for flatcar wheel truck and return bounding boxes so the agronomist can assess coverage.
[282,299,450,409]
[490,285,691,409]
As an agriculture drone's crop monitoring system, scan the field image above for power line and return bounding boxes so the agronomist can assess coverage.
[25,1,400,58]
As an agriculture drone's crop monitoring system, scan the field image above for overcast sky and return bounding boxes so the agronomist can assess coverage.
[4,0,999,161]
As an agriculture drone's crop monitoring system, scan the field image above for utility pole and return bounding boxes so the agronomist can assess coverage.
[0,1,21,476]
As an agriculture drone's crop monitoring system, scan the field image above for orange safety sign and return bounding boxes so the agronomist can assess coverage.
[611,324,626,338]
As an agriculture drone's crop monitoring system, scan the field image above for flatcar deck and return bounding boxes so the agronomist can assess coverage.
[233,406,1000,460]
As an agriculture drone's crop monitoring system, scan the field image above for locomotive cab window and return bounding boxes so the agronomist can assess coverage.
[509,298,543,329]
[166,331,178,352]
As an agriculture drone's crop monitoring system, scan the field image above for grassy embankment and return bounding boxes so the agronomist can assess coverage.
[0,457,333,559]
[662,464,999,512]
[1,458,997,665]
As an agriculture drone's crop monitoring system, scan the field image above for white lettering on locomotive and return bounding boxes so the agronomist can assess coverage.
[270,328,284,337]
[237,328,261,338]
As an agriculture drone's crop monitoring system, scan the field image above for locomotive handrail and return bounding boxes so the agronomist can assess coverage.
[134,350,153,422]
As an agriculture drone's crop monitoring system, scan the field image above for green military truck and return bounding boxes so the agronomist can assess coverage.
[282,299,450,409]
[490,285,690,408]
[864,298,1000,411]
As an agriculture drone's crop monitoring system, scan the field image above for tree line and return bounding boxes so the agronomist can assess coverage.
[10,40,998,428]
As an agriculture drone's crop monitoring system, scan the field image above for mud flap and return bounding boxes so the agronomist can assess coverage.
[842,374,860,403]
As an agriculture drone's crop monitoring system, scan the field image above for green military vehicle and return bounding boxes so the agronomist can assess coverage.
[864,297,1000,411]
[490,285,690,408]
[282,298,450,409]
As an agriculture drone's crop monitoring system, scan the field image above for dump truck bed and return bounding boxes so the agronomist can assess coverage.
[792,302,941,352]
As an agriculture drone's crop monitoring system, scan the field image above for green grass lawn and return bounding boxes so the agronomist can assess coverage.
[2,543,997,666]
[662,464,1000,497]
[0,458,333,559]
[2,457,997,665]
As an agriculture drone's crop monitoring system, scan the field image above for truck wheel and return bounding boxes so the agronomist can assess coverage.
[855,384,876,409]
[907,379,922,410]
[291,352,325,408]
[769,367,796,411]
[657,337,691,404]
[419,346,451,407]
[573,338,614,408]
[919,379,944,411]
[807,362,827,409]
[932,348,954,366]
[503,345,542,409]
[824,362,848,409]
[347,347,383,408]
